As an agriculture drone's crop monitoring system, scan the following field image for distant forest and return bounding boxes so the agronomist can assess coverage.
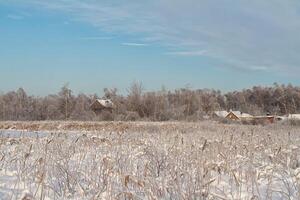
[0,83,300,121]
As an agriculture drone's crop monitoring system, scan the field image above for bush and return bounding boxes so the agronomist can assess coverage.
[114,114,126,121]
[125,111,140,121]
[96,111,114,121]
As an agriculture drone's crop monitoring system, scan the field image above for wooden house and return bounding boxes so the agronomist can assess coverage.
[90,99,114,114]
[213,110,253,121]
[226,111,240,120]
[226,111,253,121]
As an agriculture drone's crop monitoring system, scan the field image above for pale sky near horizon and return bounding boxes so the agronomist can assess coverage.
[1,1,300,96]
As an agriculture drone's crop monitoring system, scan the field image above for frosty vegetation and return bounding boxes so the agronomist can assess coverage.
[0,121,300,199]
[1,83,300,121]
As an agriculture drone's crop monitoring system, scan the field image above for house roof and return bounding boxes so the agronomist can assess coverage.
[214,110,253,119]
[228,111,253,118]
[214,111,229,118]
[91,99,114,109]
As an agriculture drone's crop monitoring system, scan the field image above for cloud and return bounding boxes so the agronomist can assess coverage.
[121,42,148,46]
[166,50,207,56]
[3,0,300,73]
[79,36,112,40]
[249,66,269,71]
[7,14,24,20]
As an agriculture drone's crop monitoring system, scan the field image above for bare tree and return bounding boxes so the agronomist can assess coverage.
[127,81,145,118]
[58,84,74,120]
[0,83,300,121]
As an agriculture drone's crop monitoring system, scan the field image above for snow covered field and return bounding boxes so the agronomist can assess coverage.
[0,121,300,199]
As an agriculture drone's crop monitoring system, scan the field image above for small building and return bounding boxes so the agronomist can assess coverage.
[226,111,253,121]
[213,110,253,121]
[226,111,240,120]
[213,110,287,124]
[90,99,114,114]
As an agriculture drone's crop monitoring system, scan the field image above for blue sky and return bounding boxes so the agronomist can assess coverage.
[1,0,300,95]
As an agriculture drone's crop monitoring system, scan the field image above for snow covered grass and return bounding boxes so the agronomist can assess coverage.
[0,121,300,199]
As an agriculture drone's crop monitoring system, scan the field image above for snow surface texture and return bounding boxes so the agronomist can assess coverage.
[0,122,300,199]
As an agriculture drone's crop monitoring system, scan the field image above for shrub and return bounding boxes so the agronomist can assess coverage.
[125,111,140,121]
[97,111,114,121]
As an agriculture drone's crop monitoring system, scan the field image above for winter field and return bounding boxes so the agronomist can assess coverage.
[0,121,300,200]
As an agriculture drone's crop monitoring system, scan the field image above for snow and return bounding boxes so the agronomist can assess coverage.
[214,111,229,118]
[288,114,300,120]
[0,122,299,199]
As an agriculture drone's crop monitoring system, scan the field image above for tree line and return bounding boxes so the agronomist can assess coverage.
[0,83,299,121]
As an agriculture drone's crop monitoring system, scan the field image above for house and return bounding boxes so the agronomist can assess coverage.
[213,109,287,124]
[213,110,253,120]
[226,111,279,124]
[226,111,240,120]
[226,111,253,121]
[90,99,114,114]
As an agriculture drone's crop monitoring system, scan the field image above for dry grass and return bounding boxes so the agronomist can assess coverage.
[0,121,300,199]
[0,121,208,132]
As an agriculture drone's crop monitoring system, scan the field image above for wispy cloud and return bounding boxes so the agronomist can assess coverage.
[249,66,269,71]
[6,10,32,20]
[4,0,300,73]
[7,14,24,20]
[121,42,148,46]
[79,36,112,40]
[166,50,207,56]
